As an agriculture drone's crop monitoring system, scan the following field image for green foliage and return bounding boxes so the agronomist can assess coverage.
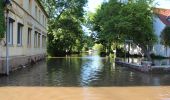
[119,0,157,61]
[118,0,157,46]
[40,0,87,20]
[91,0,157,60]
[40,0,87,56]
[160,26,170,47]
[92,0,124,53]
[47,17,84,56]
[93,44,105,53]
[82,35,95,51]
[0,1,5,39]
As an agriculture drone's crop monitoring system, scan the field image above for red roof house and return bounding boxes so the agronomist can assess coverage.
[154,8,170,26]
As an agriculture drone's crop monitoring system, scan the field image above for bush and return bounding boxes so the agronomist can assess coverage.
[150,53,167,59]
[0,1,5,39]
[93,44,105,53]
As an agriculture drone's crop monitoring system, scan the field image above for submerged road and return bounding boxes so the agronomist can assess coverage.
[0,53,170,99]
[1,53,170,86]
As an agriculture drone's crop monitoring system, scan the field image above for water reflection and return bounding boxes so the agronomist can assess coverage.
[0,53,170,86]
[153,59,170,66]
[124,57,170,66]
[80,55,104,86]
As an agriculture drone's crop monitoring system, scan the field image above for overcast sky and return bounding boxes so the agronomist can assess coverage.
[86,0,170,12]
[86,0,104,12]
[154,0,170,9]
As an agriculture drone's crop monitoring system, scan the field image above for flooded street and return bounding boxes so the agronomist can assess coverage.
[1,53,170,86]
[0,53,170,100]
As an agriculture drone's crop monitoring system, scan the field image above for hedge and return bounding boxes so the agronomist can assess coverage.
[0,0,5,39]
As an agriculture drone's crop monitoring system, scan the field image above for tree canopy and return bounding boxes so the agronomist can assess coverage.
[40,0,158,59]
[40,0,87,19]
[0,1,5,39]
[161,26,170,47]
[91,0,157,60]
[119,0,157,60]
[40,0,88,56]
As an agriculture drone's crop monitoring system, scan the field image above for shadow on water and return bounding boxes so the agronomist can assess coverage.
[1,53,170,87]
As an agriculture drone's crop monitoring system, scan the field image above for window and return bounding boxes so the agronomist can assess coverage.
[45,18,46,26]
[29,0,32,13]
[17,23,23,46]
[167,16,170,22]
[43,15,44,25]
[39,10,41,22]
[7,18,14,45]
[42,35,46,48]
[34,31,38,48]
[38,33,41,48]
[27,28,32,47]
[35,6,38,19]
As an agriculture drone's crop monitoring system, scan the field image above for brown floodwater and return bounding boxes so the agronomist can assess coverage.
[0,87,170,100]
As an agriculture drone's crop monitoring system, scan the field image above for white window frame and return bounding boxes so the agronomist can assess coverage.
[34,31,38,48]
[27,28,32,47]
[7,19,14,45]
[17,23,23,46]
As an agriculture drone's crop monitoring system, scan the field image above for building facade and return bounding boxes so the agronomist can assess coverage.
[152,8,170,57]
[0,0,48,74]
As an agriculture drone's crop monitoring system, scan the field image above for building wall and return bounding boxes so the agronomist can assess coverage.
[1,0,47,58]
[152,0,170,57]
[153,16,169,57]
[152,16,170,57]
[0,0,48,73]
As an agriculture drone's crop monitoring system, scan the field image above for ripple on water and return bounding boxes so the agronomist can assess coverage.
[1,54,170,86]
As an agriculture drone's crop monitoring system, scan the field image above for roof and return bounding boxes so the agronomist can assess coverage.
[154,8,170,26]
[35,0,49,18]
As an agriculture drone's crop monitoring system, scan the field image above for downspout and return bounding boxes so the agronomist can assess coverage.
[6,8,9,75]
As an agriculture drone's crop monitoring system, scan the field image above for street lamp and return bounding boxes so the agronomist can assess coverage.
[4,0,12,75]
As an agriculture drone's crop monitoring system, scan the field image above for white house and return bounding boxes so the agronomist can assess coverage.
[152,0,170,57]
[122,0,170,57]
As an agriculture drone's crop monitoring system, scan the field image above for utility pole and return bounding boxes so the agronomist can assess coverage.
[4,0,12,75]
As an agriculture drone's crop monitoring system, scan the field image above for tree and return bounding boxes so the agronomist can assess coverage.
[47,17,84,56]
[82,35,95,51]
[160,26,170,54]
[118,0,157,61]
[0,1,5,39]
[40,0,87,56]
[92,0,123,54]
[40,0,87,20]
[92,0,157,60]
[161,26,170,47]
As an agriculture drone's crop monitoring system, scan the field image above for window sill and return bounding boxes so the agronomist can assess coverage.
[27,46,32,48]
[7,44,14,47]
[17,44,23,47]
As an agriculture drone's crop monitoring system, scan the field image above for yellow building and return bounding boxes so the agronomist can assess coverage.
[0,0,48,74]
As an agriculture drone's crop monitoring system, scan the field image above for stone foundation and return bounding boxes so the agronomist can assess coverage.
[0,54,46,74]
[115,58,170,74]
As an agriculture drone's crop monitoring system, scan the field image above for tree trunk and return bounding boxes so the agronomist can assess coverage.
[107,42,111,55]
[166,46,168,56]
[140,44,152,61]
[145,49,152,61]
